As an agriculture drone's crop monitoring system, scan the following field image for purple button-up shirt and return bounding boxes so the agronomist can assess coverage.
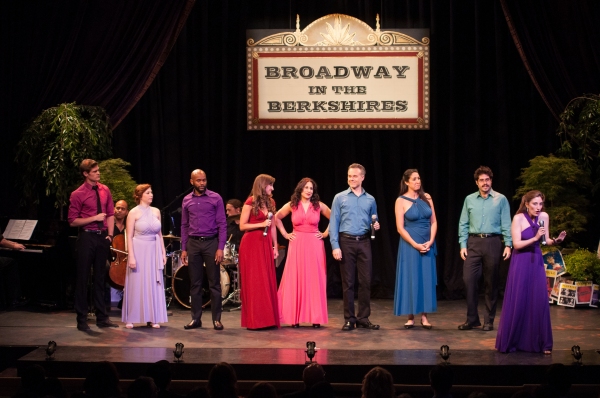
[181,189,227,251]
[68,182,114,230]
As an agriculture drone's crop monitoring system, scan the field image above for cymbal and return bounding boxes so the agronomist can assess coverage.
[163,234,181,240]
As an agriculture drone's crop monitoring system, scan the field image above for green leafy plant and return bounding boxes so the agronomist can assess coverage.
[97,159,138,210]
[15,102,113,218]
[514,155,591,238]
[557,94,600,194]
[563,249,600,283]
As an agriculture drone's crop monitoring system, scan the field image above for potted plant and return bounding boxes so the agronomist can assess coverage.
[97,158,138,210]
[15,102,113,219]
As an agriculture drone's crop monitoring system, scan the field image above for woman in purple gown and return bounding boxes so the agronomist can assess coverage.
[495,190,566,354]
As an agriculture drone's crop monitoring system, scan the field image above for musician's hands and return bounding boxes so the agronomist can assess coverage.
[12,242,26,251]
[554,231,567,245]
[215,249,224,264]
[263,219,272,229]
[373,221,381,231]
[181,250,189,266]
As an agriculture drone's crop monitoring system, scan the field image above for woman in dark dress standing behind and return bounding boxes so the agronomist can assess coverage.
[239,174,280,329]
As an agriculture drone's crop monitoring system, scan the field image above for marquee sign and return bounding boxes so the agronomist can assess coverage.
[247,14,430,130]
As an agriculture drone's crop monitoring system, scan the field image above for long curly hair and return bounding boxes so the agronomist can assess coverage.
[249,174,276,216]
[290,177,320,211]
[398,169,430,208]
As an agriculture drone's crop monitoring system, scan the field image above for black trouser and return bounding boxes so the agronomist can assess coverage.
[463,235,503,325]
[0,256,21,307]
[187,237,222,322]
[75,231,110,324]
[339,235,372,323]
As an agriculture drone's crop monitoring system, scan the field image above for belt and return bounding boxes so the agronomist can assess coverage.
[340,233,370,241]
[82,229,107,235]
[469,233,501,238]
[189,234,218,241]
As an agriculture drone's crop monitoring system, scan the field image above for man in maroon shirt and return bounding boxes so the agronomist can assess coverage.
[181,169,227,330]
[68,159,118,331]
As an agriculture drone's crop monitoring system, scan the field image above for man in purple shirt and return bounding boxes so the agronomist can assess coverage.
[181,169,227,330]
[68,159,118,331]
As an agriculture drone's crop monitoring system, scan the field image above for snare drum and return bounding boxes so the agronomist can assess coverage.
[172,264,231,309]
[222,242,238,267]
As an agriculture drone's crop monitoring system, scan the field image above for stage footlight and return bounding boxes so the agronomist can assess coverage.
[305,341,317,364]
[173,342,184,363]
[571,345,582,364]
[440,345,450,363]
[45,341,57,360]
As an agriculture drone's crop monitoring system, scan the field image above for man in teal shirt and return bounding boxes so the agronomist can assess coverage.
[330,163,380,331]
[458,166,512,331]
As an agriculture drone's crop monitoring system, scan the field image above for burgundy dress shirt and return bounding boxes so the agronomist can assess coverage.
[68,182,114,230]
[181,189,227,251]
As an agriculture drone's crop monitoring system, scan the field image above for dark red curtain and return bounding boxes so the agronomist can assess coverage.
[4,0,598,299]
[501,0,600,120]
[111,0,560,299]
[0,0,194,211]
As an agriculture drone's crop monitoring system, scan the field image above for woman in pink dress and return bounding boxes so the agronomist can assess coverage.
[239,174,280,329]
[275,177,331,328]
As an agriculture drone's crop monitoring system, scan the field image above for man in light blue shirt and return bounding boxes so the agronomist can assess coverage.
[330,163,380,331]
[458,166,512,331]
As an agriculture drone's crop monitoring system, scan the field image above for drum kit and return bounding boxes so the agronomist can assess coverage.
[163,235,241,309]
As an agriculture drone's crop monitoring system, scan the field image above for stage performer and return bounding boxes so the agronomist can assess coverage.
[239,174,280,329]
[275,177,331,328]
[393,169,438,329]
[458,166,512,331]
[122,184,168,329]
[180,169,227,330]
[68,159,118,331]
[495,190,566,354]
[329,163,380,331]
[225,198,244,248]
[106,199,128,311]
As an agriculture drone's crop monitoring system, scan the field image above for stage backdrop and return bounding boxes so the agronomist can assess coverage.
[4,0,600,300]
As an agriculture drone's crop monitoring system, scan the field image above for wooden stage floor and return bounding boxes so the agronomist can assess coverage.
[1,298,599,386]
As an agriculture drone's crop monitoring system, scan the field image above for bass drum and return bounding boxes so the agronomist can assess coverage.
[172,264,230,309]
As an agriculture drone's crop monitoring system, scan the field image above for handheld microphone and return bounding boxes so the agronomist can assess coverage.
[371,214,377,240]
[263,212,273,236]
[539,220,547,245]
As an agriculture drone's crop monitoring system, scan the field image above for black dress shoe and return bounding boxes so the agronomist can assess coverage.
[95,319,118,328]
[312,324,320,328]
[482,323,494,331]
[341,321,355,331]
[458,321,481,330]
[96,319,119,328]
[356,319,380,330]
[77,322,91,331]
[184,319,202,330]
[213,320,224,330]
[291,324,300,328]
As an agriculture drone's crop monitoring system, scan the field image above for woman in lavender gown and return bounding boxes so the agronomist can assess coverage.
[495,190,566,354]
[122,184,168,329]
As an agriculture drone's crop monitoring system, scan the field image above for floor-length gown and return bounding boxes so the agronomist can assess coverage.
[496,213,552,353]
[239,197,280,329]
[393,196,437,316]
[122,206,168,324]
[278,204,328,325]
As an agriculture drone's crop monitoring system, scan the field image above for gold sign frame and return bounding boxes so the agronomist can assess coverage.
[247,14,430,131]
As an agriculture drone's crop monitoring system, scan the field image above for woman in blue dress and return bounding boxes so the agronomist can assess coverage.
[394,169,438,329]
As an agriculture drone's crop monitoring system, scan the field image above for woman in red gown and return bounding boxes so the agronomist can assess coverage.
[239,174,280,329]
